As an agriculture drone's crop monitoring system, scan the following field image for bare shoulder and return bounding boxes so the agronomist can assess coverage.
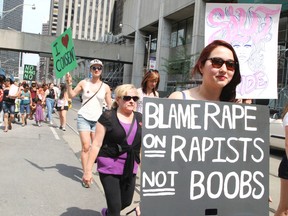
[78,79,87,87]
[102,82,109,88]
[168,91,183,99]
[103,83,111,92]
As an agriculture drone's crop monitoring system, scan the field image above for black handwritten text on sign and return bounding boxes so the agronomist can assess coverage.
[141,98,269,216]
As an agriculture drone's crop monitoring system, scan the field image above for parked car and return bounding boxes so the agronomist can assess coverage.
[270,114,285,151]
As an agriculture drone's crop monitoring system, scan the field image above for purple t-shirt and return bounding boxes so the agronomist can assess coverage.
[97,120,139,175]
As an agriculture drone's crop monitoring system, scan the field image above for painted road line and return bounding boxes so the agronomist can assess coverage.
[50,127,60,140]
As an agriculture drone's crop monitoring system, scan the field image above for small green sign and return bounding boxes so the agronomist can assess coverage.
[51,27,77,78]
[23,64,37,81]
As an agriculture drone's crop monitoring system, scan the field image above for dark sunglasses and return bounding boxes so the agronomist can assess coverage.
[91,66,102,71]
[122,96,139,102]
[207,57,236,71]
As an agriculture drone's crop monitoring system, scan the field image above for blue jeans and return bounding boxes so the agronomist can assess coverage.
[2,101,15,114]
[46,98,55,121]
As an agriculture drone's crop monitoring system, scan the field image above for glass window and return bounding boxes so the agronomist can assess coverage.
[171,32,177,48]
[170,24,178,47]
[151,38,157,53]
[186,17,193,44]
[170,17,193,47]
[177,20,186,45]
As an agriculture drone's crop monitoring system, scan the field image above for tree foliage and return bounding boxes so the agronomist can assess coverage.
[162,37,198,91]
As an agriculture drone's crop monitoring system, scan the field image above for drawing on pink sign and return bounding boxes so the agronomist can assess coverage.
[206,5,281,97]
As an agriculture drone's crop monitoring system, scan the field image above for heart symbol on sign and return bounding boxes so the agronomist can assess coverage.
[62,34,69,48]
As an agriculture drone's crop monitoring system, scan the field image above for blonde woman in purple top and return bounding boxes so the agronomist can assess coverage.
[83,84,142,216]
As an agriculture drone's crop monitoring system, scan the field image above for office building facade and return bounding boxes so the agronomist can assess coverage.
[0,0,24,79]
[48,0,117,83]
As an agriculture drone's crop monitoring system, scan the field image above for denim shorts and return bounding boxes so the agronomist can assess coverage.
[20,104,31,114]
[2,101,15,114]
[77,114,97,132]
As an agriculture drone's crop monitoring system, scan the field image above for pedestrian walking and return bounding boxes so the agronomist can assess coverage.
[45,83,56,125]
[29,82,37,120]
[66,59,112,186]
[56,83,69,131]
[19,83,32,126]
[136,69,160,113]
[274,103,288,216]
[35,87,45,127]
[82,84,142,216]
[0,74,5,127]
[2,77,19,132]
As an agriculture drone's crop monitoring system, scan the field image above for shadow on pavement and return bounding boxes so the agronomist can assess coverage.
[60,207,100,216]
[25,159,83,183]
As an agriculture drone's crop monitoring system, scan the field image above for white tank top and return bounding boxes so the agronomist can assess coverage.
[136,88,159,114]
[78,80,105,121]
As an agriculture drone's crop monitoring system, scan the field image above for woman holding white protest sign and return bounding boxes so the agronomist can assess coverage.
[169,40,241,102]
[65,59,112,187]
[274,104,288,216]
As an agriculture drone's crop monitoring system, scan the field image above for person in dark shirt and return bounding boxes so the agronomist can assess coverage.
[29,82,37,120]
[83,84,142,216]
[0,74,5,113]
[2,78,19,132]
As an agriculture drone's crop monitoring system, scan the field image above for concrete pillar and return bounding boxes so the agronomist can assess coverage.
[122,38,134,84]
[123,64,132,84]
[191,0,205,55]
[131,31,146,88]
[130,0,145,89]
[156,2,172,91]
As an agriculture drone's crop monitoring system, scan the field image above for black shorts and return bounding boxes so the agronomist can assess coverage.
[56,106,68,111]
[278,155,288,179]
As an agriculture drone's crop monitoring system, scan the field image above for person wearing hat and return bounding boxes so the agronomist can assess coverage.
[65,59,112,187]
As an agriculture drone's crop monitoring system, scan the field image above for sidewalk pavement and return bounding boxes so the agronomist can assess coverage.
[0,103,140,216]
[0,116,106,216]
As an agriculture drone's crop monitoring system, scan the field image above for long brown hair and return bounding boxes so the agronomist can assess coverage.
[141,69,160,96]
[192,40,241,102]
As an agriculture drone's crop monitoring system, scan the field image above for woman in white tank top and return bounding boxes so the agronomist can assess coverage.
[65,59,112,187]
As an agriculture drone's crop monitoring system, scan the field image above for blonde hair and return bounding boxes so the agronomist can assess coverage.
[112,84,138,109]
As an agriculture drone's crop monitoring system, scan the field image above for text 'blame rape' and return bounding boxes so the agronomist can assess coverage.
[144,101,257,131]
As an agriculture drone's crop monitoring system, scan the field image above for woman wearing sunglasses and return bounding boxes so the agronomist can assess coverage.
[169,40,241,102]
[136,69,160,113]
[65,59,112,187]
[82,84,142,216]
